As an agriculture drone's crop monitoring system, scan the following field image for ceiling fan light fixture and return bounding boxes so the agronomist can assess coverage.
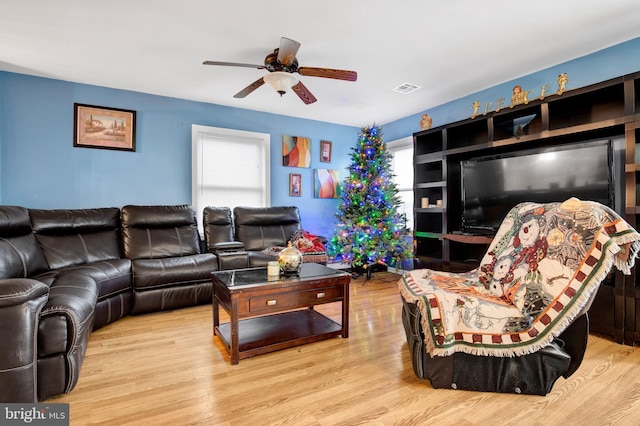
[263,71,299,96]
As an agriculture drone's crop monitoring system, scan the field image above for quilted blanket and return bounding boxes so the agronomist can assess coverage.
[399,198,640,357]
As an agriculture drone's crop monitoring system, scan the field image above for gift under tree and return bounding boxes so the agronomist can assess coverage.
[328,124,413,275]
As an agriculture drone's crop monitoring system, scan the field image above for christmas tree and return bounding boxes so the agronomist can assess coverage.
[328,124,413,272]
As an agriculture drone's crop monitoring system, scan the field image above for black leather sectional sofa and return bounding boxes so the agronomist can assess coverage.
[0,204,305,402]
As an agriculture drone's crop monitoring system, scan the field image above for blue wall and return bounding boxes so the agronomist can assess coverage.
[384,37,640,142]
[0,72,359,236]
[2,37,640,236]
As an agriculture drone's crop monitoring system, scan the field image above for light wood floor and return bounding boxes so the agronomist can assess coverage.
[53,271,640,425]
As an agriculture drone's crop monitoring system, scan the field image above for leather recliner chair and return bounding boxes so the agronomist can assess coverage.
[121,204,218,314]
[233,206,303,267]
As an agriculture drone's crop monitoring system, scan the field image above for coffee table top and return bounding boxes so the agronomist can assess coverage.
[211,262,349,289]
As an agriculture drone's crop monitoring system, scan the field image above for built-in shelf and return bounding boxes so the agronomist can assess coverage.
[413,71,640,345]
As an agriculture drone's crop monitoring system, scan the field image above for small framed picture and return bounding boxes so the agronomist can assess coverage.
[73,103,136,151]
[289,173,302,197]
[320,140,332,163]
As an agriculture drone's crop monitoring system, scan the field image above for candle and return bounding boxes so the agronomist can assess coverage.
[267,261,280,277]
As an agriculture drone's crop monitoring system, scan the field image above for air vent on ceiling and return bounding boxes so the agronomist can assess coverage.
[393,82,421,94]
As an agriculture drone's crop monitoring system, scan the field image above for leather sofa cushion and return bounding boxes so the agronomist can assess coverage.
[246,251,277,267]
[131,254,217,289]
[0,206,49,278]
[233,206,301,251]
[0,206,35,236]
[30,208,122,270]
[123,228,201,259]
[35,259,131,302]
[121,205,201,259]
[35,231,120,270]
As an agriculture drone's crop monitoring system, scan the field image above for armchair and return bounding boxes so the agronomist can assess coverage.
[121,205,217,314]
[399,199,640,395]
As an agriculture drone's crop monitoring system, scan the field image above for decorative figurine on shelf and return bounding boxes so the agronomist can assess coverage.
[277,242,303,275]
[471,100,481,119]
[514,124,524,139]
[540,84,551,100]
[510,85,534,107]
[557,73,569,95]
[419,113,433,130]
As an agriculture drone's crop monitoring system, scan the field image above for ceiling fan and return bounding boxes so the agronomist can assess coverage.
[203,37,357,104]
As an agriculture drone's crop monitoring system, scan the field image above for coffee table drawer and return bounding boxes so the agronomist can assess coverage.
[249,286,341,313]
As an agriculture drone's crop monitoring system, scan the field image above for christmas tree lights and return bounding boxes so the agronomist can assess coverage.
[328,124,413,271]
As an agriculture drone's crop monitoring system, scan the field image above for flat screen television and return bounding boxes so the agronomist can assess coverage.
[460,139,614,235]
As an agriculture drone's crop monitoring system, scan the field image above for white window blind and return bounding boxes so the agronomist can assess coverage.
[192,125,270,232]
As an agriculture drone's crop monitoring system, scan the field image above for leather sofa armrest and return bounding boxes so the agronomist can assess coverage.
[212,242,248,270]
[213,241,245,253]
[0,278,48,309]
[0,279,49,403]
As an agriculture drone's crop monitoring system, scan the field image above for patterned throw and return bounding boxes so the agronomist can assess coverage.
[290,230,329,263]
[399,199,640,357]
[262,230,329,263]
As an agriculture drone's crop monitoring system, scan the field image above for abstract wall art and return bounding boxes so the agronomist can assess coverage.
[314,169,341,198]
[282,135,311,168]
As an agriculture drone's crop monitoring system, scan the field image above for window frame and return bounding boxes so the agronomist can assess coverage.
[387,136,414,231]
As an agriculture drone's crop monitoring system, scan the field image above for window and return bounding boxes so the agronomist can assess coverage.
[192,125,270,232]
[387,136,414,231]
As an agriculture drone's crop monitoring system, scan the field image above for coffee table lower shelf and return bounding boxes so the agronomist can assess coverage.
[215,309,344,361]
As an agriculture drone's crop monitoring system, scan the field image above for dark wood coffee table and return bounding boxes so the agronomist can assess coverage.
[211,262,351,364]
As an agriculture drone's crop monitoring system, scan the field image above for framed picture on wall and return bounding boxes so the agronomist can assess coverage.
[282,135,311,167]
[73,103,136,151]
[289,173,302,197]
[314,169,341,198]
[320,140,332,163]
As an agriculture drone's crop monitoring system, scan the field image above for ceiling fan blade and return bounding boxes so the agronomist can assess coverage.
[291,81,317,104]
[203,60,265,70]
[233,77,265,98]
[277,37,301,66]
[298,67,357,82]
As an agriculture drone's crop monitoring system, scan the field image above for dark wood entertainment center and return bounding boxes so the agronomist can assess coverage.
[413,71,640,345]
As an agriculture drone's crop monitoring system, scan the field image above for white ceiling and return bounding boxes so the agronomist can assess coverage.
[2,1,640,127]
